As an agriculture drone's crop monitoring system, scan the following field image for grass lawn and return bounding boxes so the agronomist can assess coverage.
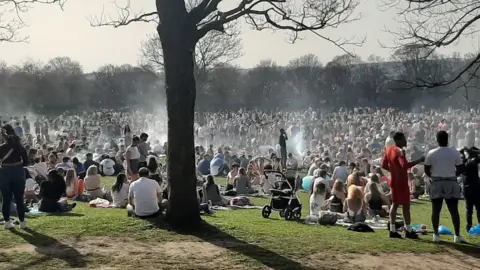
[0,176,480,269]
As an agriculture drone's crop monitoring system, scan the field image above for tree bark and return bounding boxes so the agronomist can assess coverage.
[157,0,201,230]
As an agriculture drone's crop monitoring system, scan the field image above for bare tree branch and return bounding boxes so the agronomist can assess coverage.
[385,0,480,91]
[89,0,158,28]
[195,0,364,54]
[0,0,65,42]
[140,20,242,77]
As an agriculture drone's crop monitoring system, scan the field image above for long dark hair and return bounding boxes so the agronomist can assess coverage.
[206,174,215,188]
[147,156,158,174]
[112,173,127,193]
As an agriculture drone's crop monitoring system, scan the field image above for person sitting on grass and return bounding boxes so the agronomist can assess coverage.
[24,168,39,206]
[112,173,129,208]
[364,181,390,218]
[146,156,162,184]
[309,182,328,216]
[225,163,240,191]
[39,170,76,213]
[311,169,330,195]
[233,167,255,194]
[202,175,229,206]
[327,181,346,213]
[343,185,367,223]
[260,164,275,194]
[65,168,79,199]
[84,165,108,200]
[127,168,166,218]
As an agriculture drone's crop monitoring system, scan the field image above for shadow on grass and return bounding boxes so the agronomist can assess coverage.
[9,228,86,269]
[147,217,314,270]
[46,212,84,217]
[438,240,480,259]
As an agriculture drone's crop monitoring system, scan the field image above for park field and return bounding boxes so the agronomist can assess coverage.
[0,176,479,269]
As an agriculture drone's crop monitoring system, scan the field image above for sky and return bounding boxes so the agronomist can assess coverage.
[0,0,478,72]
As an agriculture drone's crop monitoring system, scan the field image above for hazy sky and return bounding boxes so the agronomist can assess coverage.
[0,0,478,72]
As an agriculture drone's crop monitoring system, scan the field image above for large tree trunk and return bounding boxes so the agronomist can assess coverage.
[157,0,201,230]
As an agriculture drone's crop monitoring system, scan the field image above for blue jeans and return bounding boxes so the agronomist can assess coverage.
[0,167,26,221]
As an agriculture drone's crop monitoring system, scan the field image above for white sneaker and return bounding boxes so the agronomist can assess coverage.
[4,220,15,230]
[433,234,441,243]
[454,235,466,244]
[19,221,27,229]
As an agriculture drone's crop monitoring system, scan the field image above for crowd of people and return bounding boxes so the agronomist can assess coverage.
[0,107,479,244]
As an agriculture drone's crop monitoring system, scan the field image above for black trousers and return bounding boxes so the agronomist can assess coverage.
[464,187,480,226]
[0,167,26,222]
[280,147,287,169]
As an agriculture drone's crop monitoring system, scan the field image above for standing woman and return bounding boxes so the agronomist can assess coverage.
[0,124,29,229]
[124,124,132,148]
[125,136,141,181]
[279,129,288,171]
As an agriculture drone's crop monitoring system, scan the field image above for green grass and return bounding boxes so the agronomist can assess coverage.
[0,176,479,269]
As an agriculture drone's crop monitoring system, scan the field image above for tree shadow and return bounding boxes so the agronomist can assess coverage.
[147,217,315,270]
[46,212,84,217]
[437,240,480,259]
[9,228,87,269]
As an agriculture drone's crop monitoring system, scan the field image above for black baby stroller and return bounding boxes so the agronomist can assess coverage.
[261,170,302,221]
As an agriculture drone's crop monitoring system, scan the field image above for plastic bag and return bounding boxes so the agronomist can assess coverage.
[468,224,480,236]
[438,225,453,235]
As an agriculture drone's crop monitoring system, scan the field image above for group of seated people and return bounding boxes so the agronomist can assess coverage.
[306,156,427,223]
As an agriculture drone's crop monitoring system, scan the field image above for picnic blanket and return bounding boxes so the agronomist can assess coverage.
[211,205,263,211]
[336,219,389,230]
[305,215,390,230]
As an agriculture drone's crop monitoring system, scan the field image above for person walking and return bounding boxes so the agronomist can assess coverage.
[0,124,29,229]
[424,131,466,243]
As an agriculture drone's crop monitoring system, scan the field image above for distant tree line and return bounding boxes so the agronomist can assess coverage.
[1,49,479,114]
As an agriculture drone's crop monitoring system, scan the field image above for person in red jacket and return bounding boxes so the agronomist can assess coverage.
[382,132,424,239]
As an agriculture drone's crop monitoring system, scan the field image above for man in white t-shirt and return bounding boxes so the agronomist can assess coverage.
[128,168,163,218]
[424,130,465,243]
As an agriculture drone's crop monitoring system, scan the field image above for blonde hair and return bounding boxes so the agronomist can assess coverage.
[65,168,77,187]
[347,185,363,200]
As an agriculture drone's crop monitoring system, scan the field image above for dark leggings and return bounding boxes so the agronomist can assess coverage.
[464,188,480,227]
[280,147,287,169]
[0,167,26,222]
[431,198,460,236]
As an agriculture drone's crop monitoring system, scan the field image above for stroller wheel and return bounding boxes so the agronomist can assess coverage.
[293,210,302,220]
[284,208,293,221]
[262,205,272,219]
[279,209,285,218]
